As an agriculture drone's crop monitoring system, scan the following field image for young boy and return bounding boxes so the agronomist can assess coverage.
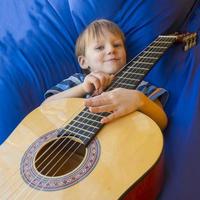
[44,19,168,130]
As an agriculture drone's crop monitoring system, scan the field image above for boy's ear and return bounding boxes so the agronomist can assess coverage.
[78,56,88,69]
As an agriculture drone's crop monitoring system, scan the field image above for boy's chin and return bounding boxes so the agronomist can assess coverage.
[106,66,124,74]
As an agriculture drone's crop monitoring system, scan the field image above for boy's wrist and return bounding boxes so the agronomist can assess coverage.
[136,91,147,111]
[80,83,89,95]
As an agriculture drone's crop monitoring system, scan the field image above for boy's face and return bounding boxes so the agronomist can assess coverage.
[79,30,126,74]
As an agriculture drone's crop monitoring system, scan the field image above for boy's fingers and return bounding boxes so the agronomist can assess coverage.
[87,75,101,91]
[88,104,114,113]
[85,96,106,107]
[91,72,114,91]
[101,110,122,123]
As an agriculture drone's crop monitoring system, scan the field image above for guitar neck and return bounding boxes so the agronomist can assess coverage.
[61,34,178,146]
[107,35,177,91]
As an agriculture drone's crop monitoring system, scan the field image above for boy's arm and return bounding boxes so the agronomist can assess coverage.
[138,93,168,131]
[44,84,86,103]
[84,88,168,131]
[44,72,114,103]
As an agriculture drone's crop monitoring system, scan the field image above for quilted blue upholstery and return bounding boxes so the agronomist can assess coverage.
[0,0,200,199]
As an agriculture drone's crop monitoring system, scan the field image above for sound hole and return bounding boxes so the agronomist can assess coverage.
[35,137,86,177]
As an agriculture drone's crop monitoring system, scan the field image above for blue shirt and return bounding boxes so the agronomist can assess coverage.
[45,73,169,106]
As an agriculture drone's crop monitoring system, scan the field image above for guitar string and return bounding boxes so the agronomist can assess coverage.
[2,36,175,199]
[8,36,174,200]
[0,102,85,199]
[2,101,105,198]
[21,36,176,200]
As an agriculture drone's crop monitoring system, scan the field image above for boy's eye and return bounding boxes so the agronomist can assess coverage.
[95,45,104,50]
[113,43,122,48]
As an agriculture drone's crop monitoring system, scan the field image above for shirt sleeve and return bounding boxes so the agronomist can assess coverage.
[136,81,169,107]
[44,73,85,98]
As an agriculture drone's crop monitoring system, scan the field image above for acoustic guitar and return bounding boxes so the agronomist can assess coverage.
[0,32,197,200]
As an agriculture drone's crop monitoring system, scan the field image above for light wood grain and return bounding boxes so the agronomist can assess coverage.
[0,98,163,200]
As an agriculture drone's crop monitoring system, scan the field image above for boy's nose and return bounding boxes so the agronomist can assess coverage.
[107,45,115,54]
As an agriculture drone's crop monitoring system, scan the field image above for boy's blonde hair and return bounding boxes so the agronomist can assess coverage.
[75,19,125,58]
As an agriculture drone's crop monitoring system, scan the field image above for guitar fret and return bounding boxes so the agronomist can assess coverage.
[144,51,163,55]
[139,56,158,60]
[149,45,168,49]
[73,120,100,133]
[153,41,172,44]
[81,110,105,119]
[82,111,109,122]
[159,35,177,39]
[137,57,157,64]
[115,77,140,86]
[127,66,149,71]
[63,129,90,139]
[123,71,144,76]
[57,129,90,142]
[73,118,100,129]
[123,77,140,82]
[77,116,101,127]
[117,82,136,88]
[71,113,98,125]
[68,124,95,135]
[73,117,99,129]
[133,61,154,65]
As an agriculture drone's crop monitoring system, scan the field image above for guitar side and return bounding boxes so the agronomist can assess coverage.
[0,98,164,200]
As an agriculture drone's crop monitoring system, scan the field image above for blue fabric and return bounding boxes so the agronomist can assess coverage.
[0,0,81,142]
[44,73,85,98]
[0,0,200,199]
[158,3,200,200]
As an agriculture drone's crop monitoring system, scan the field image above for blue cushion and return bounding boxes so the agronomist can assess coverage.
[0,0,81,142]
[0,0,200,199]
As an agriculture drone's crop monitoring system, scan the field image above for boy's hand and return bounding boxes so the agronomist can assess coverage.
[82,72,114,95]
[84,88,144,123]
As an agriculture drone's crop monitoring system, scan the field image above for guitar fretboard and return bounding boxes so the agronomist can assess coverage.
[108,35,176,90]
[59,35,177,146]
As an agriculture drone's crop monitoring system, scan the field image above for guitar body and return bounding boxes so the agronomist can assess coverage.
[0,98,163,200]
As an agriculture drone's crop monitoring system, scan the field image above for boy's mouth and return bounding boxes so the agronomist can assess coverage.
[105,58,120,62]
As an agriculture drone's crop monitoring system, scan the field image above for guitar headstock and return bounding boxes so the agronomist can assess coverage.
[175,32,197,51]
